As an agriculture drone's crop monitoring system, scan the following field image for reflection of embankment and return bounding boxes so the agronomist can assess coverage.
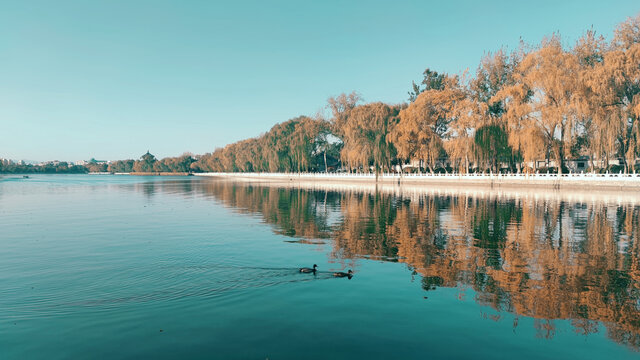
[197,172,640,192]
[196,179,640,350]
[210,177,640,205]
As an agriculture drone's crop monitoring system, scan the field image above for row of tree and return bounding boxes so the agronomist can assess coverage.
[0,162,87,174]
[191,116,340,173]
[105,152,195,173]
[4,14,639,175]
[193,13,640,174]
[0,154,195,174]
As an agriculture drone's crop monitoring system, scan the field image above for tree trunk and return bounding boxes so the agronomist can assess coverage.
[465,156,469,174]
[555,142,564,175]
[323,150,328,174]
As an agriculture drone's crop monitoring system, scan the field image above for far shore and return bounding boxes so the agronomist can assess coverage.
[112,172,192,176]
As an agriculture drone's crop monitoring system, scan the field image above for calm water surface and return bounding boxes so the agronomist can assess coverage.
[1,175,639,359]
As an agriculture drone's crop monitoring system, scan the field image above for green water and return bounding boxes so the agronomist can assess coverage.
[1,175,639,359]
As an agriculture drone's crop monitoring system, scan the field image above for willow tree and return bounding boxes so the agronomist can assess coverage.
[221,144,238,172]
[582,15,640,172]
[391,75,464,173]
[207,149,225,172]
[327,91,362,137]
[573,29,611,170]
[193,150,220,172]
[574,14,640,173]
[340,102,398,176]
[445,75,485,173]
[153,154,195,173]
[470,50,521,171]
[497,35,580,174]
[289,117,326,173]
[234,138,262,172]
[474,124,512,173]
[260,120,297,172]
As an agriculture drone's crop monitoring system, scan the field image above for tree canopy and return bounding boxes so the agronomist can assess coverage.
[189,13,640,175]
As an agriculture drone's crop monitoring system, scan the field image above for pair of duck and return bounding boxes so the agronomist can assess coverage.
[299,264,353,278]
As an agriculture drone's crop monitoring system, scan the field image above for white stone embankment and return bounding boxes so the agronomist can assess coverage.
[195,172,640,191]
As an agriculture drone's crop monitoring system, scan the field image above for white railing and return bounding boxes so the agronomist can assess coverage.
[195,172,640,183]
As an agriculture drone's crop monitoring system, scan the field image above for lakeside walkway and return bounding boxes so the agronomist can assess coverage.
[195,172,640,190]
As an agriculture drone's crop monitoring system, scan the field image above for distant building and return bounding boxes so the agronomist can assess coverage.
[0,158,13,166]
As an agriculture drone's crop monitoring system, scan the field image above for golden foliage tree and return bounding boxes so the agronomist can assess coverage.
[497,35,581,173]
[341,102,398,175]
[390,75,465,172]
[188,12,640,175]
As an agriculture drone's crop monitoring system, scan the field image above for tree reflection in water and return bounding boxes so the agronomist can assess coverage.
[198,180,640,350]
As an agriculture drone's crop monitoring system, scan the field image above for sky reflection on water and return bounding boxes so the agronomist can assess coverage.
[1,175,639,359]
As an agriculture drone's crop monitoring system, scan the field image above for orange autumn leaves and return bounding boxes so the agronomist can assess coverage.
[192,13,640,175]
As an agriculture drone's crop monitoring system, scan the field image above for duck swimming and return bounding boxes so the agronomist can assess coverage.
[299,264,317,273]
[333,270,353,278]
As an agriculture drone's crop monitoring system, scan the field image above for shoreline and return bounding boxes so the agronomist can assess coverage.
[196,173,640,204]
[194,172,640,191]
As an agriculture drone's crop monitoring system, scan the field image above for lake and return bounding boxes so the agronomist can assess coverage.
[1,174,639,359]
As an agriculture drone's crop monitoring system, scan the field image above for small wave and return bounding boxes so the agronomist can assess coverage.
[2,264,339,320]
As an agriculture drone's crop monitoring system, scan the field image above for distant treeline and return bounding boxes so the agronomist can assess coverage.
[99,152,196,174]
[0,162,87,174]
[0,154,195,174]
[191,13,640,175]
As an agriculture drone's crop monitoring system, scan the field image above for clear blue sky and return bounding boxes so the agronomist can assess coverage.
[1,0,639,161]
